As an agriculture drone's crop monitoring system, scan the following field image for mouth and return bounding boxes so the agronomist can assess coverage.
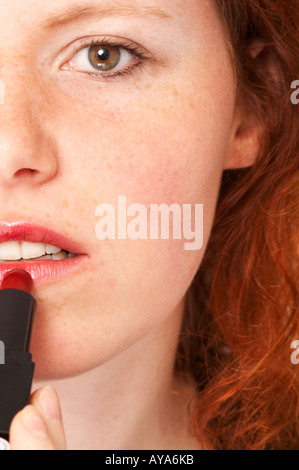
[0,222,89,284]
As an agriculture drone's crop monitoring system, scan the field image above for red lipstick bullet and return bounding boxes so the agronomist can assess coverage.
[1,269,33,293]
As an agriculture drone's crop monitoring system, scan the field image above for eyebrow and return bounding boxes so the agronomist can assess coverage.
[44,1,171,29]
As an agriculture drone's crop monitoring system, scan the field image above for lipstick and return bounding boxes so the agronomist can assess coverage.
[0,269,37,449]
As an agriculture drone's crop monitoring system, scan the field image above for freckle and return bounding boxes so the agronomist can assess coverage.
[61,199,69,209]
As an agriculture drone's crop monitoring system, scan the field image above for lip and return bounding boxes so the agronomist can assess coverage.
[0,222,89,284]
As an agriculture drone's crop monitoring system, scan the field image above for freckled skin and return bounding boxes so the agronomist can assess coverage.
[0,0,239,383]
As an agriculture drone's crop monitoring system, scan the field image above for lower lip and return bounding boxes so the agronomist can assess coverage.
[0,255,89,285]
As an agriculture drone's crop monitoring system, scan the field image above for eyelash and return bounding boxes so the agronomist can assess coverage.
[62,36,150,81]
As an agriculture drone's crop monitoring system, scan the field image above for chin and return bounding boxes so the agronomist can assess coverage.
[31,341,98,382]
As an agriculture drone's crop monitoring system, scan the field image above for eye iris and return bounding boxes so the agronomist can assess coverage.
[88,45,121,71]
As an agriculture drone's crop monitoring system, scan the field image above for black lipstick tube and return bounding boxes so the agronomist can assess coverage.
[0,270,36,445]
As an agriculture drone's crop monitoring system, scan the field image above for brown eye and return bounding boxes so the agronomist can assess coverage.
[62,40,139,78]
[88,45,121,71]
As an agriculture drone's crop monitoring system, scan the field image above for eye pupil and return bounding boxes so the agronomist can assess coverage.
[97,48,110,61]
[88,45,121,71]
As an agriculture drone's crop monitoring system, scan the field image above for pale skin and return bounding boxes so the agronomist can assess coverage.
[0,0,260,450]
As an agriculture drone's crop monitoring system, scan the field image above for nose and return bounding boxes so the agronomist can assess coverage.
[0,75,58,188]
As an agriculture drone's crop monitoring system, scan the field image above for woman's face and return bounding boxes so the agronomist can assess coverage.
[0,0,237,379]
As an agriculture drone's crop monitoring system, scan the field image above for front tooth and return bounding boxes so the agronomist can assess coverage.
[21,242,46,259]
[0,241,22,260]
[45,244,61,255]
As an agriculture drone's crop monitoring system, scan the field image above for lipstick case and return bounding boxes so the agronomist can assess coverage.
[0,287,36,440]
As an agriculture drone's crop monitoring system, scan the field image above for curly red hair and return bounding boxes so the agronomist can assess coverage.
[176,0,299,450]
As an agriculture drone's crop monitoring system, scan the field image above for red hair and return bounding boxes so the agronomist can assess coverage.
[176,0,299,450]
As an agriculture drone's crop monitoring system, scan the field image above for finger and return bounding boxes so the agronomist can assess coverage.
[9,405,56,450]
[30,386,67,450]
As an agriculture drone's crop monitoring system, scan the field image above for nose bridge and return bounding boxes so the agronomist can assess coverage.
[0,63,58,186]
[0,73,40,162]
[0,10,59,189]
[0,29,50,135]
[0,58,39,128]
[0,79,4,105]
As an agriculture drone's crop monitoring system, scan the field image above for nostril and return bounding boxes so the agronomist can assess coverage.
[14,168,36,177]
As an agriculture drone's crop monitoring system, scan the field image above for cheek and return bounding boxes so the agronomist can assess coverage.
[52,82,233,202]
[45,74,233,312]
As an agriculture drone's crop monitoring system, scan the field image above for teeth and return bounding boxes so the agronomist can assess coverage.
[0,241,21,260]
[45,244,61,255]
[0,241,64,261]
[32,255,53,261]
[21,242,46,259]
[32,252,67,261]
[51,251,67,260]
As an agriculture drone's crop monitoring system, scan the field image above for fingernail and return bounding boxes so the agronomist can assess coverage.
[39,386,61,425]
[22,405,48,439]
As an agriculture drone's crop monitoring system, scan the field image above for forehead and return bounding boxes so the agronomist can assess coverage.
[0,0,219,30]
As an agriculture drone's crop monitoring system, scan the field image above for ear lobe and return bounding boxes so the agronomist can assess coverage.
[224,116,261,170]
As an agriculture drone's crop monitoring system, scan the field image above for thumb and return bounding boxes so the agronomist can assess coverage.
[9,405,56,450]
[9,386,66,450]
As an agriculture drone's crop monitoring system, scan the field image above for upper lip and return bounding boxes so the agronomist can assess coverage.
[0,222,85,255]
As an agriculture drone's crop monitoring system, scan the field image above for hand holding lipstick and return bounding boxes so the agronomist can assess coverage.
[9,386,67,450]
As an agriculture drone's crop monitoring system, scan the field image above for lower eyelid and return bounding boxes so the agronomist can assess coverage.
[74,60,145,81]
